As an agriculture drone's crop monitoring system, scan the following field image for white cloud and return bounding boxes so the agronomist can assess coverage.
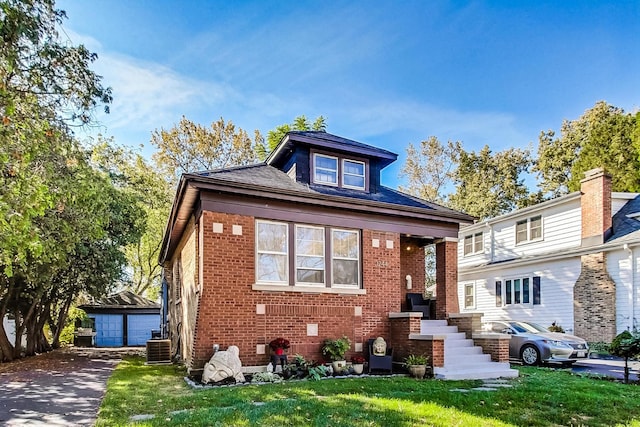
[334,98,527,149]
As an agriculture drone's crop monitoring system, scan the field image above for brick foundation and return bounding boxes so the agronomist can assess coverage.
[389,313,445,368]
[472,334,510,362]
[447,312,482,339]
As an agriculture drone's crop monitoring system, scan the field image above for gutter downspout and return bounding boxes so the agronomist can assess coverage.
[486,222,495,264]
[624,244,635,331]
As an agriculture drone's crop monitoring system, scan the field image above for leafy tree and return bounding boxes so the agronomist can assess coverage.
[399,136,460,204]
[151,116,264,184]
[0,0,126,361]
[448,146,534,221]
[265,115,327,154]
[91,139,172,299]
[0,141,144,360]
[535,101,639,196]
[609,330,640,383]
[0,0,111,276]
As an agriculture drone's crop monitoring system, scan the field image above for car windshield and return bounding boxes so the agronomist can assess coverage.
[508,321,549,334]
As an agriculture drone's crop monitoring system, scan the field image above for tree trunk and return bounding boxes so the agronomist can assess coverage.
[51,295,73,349]
[0,322,14,362]
[624,357,630,384]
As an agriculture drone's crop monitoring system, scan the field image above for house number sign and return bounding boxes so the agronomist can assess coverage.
[376,260,389,268]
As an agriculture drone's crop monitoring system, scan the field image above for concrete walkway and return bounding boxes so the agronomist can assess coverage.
[0,347,143,426]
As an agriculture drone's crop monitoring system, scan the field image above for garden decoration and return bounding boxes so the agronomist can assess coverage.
[403,354,429,379]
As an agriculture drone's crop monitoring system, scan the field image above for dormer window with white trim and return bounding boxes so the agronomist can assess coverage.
[313,154,338,185]
[516,215,542,244]
[312,152,368,191]
[342,159,365,190]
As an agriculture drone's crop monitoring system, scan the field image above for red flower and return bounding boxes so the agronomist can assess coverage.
[351,355,366,364]
[269,337,290,350]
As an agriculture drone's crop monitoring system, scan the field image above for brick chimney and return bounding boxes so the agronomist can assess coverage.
[574,167,616,342]
[580,168,612,246]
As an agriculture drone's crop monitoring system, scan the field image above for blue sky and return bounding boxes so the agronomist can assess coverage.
[58,0,639,189]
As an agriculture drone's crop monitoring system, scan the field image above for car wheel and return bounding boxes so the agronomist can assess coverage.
[521,345,541,366]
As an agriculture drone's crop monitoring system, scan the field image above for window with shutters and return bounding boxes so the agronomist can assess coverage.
[496,276,540,306]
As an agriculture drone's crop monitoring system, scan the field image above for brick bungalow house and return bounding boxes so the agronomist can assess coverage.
[158,131,502,376]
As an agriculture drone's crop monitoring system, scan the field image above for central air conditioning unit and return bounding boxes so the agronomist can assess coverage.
[146,339,171,364]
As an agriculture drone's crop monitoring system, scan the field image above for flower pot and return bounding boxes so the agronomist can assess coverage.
[332,360,346,373]
[408,365,427,379]
[275,348,284,355]
[352,363,364,375]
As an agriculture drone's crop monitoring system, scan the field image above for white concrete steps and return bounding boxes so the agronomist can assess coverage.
[435,363,518,380]
[420,319,519,380]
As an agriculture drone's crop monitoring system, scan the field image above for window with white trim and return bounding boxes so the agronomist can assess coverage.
[313,154,338,185]
[342,159,365,190]
[496,276,541,306]
[256,221,288,284]
[463,232,483,256]
[332,229,360,287]
[515,215,542,244]
[295,225,325,286]
[255,220,361,289]
[464,282,475,309]
[312,152,368,191]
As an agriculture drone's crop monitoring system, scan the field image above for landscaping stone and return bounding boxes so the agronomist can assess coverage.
[130,414,155,421]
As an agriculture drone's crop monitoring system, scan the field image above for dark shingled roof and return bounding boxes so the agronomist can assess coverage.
[195,163,464,215]
[266,131,398,169]
[80,290,159,309]
[285,131,397,157]
[608,195,640,243]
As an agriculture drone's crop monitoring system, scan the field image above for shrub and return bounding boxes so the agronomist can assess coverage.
[322,336,351,361]
[251,372,283,383]
[609,331,640,383]
[548,322,565,333]
[404,354,429,367]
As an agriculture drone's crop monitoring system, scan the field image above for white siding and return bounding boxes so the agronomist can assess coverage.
[608,247,640,334]
[491,202,581,262]
[3,315,16,345]
[458,257,581,333]
[458,198,582,267]
[608,249,633,333]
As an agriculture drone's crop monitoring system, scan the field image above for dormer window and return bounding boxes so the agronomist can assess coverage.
[342,160,365,190]
[313,154,338,185]
[312,152,367,191]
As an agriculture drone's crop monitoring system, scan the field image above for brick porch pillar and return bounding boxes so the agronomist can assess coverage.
[435,237,459,320]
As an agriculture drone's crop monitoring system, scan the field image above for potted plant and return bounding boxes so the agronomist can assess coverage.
[404,354,429,379]
[322,336,351,373]
[269,337,290,355]
[351,355,366,375]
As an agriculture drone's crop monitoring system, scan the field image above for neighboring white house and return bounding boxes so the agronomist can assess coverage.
[3,315,17,346]
[457,168,640,343]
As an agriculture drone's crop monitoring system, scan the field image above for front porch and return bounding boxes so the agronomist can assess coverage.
[389,312,518,380]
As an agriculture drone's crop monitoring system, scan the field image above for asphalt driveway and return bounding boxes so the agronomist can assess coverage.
[0,347,143,426]
[572,357,640,381]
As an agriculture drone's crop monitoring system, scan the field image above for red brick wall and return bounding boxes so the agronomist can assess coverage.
[435,239,459,320]
[580,168,612,244]
[447,313,482,339]
[389,315,445,368]
[187,212,405,369]
[473,335,510,362]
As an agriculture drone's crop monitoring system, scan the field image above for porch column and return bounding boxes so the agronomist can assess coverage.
[435,237,459,320]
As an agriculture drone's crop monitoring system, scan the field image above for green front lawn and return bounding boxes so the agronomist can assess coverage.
[97,357,640,426]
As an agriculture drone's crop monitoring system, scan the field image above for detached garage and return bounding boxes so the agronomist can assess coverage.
[80,290,160,347]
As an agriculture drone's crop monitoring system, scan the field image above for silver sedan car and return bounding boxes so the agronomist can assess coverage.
[483,320,589,366]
